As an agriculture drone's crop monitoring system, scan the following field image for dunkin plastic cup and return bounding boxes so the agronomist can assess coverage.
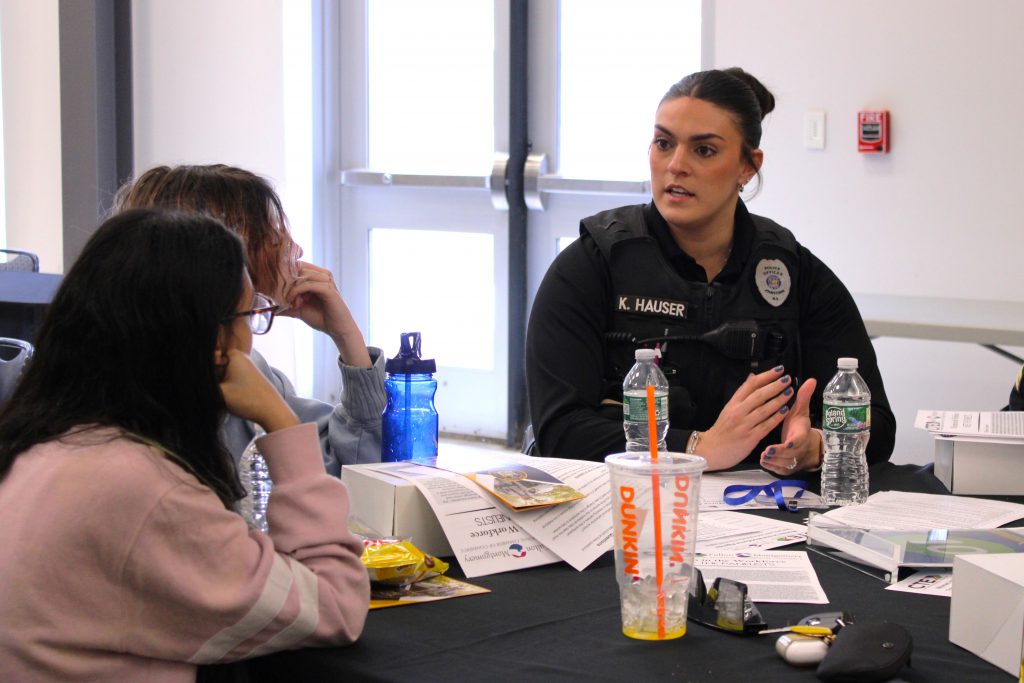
[606,451,706,640]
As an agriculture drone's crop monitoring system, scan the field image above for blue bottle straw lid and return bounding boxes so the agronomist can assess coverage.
[385,331,437,374]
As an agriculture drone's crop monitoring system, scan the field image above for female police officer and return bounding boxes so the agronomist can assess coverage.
[525,68,895,473]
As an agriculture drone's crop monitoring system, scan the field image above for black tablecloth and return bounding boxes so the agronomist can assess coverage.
[200,463,1020,683]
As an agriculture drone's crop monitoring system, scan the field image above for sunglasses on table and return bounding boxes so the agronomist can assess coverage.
[223,292,280,335]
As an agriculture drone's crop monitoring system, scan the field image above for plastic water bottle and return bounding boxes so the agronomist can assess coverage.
[381,332,438,463]
[622,348,669,453]
[238,429,271,532]
[821,357,871,506]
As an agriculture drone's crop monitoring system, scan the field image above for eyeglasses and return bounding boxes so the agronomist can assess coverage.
[687,570,767,635]
[224,292,280,335]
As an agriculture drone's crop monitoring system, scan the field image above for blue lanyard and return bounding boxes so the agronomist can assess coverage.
[723,480,808,512]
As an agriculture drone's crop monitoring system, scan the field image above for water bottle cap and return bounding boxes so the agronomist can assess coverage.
[837,357,859,369]
[634,348,657,361]
[385,331,436,375]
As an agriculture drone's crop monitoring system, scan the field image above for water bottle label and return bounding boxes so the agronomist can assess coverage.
[823,403,871,432]
[623,394,668,423]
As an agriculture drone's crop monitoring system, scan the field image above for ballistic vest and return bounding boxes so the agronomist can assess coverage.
[582,204,803,431]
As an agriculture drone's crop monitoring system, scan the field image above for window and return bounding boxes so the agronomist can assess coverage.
[327,1,702,441]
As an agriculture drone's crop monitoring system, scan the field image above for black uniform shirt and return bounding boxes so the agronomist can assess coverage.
[525,200,897,465]
[645,200,753,284]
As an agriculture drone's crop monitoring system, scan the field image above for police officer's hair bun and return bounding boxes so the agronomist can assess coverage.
[720,67,775,121]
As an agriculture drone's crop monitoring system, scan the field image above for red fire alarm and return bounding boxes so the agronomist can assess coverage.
[858,110,890,153]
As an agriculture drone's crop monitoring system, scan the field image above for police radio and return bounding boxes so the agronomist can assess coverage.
[605,320,786,371]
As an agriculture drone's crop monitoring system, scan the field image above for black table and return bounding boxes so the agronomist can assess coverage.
[0,271,62,342]
[201,464,1020,683]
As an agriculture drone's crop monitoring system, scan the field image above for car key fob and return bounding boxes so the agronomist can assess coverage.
[776,633,830,666]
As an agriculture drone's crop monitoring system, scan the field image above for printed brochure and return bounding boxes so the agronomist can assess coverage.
[432,453,585,510]
[370,575,490,610]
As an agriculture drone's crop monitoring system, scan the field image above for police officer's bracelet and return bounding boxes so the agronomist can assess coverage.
[686,430,701,454]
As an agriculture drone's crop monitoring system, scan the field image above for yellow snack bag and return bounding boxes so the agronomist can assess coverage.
[360,538,449,588]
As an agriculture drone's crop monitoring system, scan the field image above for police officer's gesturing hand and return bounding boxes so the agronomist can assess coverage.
[758,378,822,475]
[695,365,796,470]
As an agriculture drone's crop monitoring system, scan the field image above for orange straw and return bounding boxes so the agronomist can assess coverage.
[647,384,666,638]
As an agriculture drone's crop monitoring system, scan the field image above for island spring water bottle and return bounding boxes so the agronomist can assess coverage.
[381,332,438,463]
[622,348,669,453]
[822,357,871,506]
[238,428,271,532]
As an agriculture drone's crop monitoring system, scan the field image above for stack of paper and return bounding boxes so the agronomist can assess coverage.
[915,409,1024,494]
[806,491,1024,584]
[915,410,1024,438]
[364,455,613,578]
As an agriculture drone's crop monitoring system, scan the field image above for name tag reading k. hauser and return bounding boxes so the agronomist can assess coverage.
[617,295,687,319]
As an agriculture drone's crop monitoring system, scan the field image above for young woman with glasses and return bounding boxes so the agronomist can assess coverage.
[225,291,281,336]
[0,209,370,680]
[113,165,385,474]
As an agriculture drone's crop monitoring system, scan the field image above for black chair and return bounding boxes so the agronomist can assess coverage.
[0,249,40,273]
[0,338,33,402]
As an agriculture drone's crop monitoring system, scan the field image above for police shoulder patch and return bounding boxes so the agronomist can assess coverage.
[754,258,791,307]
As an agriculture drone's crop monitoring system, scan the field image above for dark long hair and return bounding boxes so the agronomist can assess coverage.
[112,164,297,297]
[0,209,246,507]
[661,67,776,186]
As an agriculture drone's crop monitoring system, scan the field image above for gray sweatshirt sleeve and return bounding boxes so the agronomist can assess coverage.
[220,348,387,476]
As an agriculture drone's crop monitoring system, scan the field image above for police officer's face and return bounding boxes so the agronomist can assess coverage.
[649,96,760,235]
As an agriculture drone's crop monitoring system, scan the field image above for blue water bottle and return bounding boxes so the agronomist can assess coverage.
[381,332,438,463]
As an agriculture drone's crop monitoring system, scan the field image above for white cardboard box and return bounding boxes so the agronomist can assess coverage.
[934,436,1024,495]
[950,553,1024,676]
[341,464,452,557]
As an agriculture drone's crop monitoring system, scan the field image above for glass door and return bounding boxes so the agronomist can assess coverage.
[525,0,704,298]
[335,0,511,439]
[325,0,704,444]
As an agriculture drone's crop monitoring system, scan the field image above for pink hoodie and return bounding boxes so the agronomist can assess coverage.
[0,422,370,682]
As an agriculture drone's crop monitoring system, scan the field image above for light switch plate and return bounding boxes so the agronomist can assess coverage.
[804,110,826,150]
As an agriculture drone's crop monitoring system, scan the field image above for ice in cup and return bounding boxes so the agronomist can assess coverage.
[606,451,706,640]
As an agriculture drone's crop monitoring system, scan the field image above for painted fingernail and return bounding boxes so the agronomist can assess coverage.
[781,375,791,385]
[768,447,776,455]
[784,387,793,396]
[779,405,790,414]
[787,441,794,449]
[774,365,784,373]
[763,451,772,459]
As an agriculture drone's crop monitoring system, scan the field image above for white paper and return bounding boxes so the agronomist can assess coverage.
[814,490,1024,531]
[915,409,1024,439]
[885,570,953,597]
[696,511,806,553]
[700,469,824,511]
[695,551,828,604]
[366,462,561,578]
[487,457,614,571]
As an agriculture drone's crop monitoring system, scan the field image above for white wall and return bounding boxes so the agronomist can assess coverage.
[132,0,311,387]
[0,0,62,273]
[713,0,1024,464]
[132,0,286,177]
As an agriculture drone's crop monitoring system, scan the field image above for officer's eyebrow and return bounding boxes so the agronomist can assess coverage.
[654,125,726,143]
